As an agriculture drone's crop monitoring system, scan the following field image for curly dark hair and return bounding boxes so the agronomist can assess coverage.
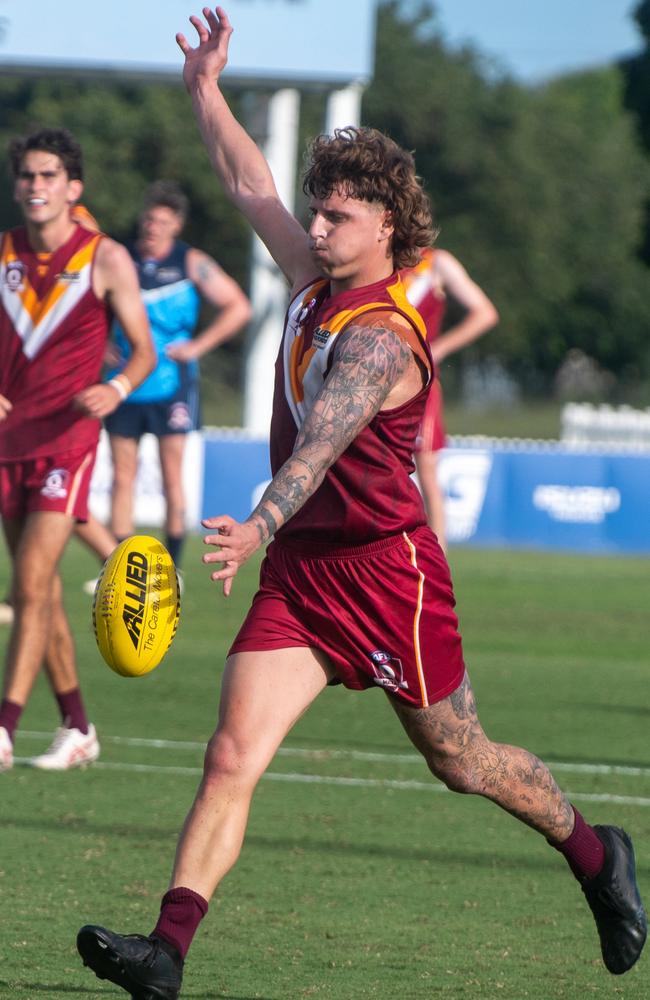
[302,127,436,269]
[9,127,83,181]
[142,180,189,221]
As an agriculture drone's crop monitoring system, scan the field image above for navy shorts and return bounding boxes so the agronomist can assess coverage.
[105,379,201,439]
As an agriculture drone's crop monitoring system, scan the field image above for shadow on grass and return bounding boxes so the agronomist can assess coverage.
[0,982,273,999]
[5,810,640,877]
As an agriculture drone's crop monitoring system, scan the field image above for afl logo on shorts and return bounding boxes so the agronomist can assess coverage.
[40,468,70,500]
[4,260,26,292]
[167,402,192,431]
[369,650,409,692]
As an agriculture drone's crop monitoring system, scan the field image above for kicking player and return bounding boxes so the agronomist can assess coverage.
[105,180,251,574]
[77,9,646,998]
[401,248,498,549]
[0,127,155,771]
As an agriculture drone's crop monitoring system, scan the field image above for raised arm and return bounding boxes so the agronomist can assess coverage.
[430,249,499,365]
[176,6,314,289]
[203,313,423,593]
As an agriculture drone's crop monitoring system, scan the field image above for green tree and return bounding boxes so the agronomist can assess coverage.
[363,1,650,394]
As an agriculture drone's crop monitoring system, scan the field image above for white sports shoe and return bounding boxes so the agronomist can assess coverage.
[82,577,99,596]
[30,723,100,770]
[0,601,14,626]
[0,726,13,772]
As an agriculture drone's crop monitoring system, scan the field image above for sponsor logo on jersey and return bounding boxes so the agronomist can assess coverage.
[122,551,149,651]
[533,484,621,524]
[368,650,409,692]
[312,325,330,348]
[156,267,183,284]
[40,467,70,500]
[57,269,81,283]
[4,260,26,292]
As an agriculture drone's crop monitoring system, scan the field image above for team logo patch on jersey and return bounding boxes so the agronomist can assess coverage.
[297,296,318,327]
[312,325,331,348]
[40,468,70,500]
[368,650,409,692]
[167,401,192,431]
[4,260,26,292]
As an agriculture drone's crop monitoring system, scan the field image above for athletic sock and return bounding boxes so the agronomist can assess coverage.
[549,806,605,881]
[55,689,89,734]
[0,699,23,743]
[165,534,185,569]
[152,887,209,959]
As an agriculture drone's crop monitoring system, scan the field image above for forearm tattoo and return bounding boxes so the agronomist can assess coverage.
[250,320,413,539]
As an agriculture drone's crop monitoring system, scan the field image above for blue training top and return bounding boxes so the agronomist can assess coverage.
[109,239,201,403]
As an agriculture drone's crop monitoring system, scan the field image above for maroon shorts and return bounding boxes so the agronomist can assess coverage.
[230,526,465,708]
[415,378,446,453]
[0,445,97,521]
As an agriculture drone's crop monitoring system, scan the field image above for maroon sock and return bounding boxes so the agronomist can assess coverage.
[0,699,23,743]
[550,806,605,881]
[152,887,209,959]
[55,689,89,734]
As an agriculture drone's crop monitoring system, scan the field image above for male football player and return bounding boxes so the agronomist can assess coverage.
[77,9,646,998]
[105,180,251,574]
[0,127,154,770]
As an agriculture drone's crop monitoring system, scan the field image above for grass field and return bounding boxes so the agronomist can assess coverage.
[0,538,648,999]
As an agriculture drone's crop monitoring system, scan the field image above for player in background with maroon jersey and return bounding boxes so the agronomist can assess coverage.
[401,248,498,549]
[77,9,645,998]
[0,128,155,772]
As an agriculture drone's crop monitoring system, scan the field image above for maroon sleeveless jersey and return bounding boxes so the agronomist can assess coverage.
[400,248,446,342]
[0,224,110,461]
[271,273,433,544]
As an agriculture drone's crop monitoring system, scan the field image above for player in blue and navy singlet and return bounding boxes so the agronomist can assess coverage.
[104,181,251,568]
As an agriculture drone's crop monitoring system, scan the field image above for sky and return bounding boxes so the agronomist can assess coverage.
[0,1,644,85]
[430,0,643,82]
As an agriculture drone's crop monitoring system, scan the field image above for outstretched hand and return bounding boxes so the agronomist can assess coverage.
[176,6,233,92]
[202,514,262,596]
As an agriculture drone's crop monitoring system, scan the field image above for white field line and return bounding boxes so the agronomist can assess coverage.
[11,757,650,807]
[19,730,650,778]
[15,730,650,806]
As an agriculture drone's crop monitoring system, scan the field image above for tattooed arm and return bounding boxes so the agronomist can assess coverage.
[165,249,252,363]
[203,313,423,593]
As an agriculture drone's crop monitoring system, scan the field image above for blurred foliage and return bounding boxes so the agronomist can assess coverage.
[364,1,650,397]
[3,0,650,414]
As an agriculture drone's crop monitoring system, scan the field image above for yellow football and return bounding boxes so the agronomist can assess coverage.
[92,535,180,677]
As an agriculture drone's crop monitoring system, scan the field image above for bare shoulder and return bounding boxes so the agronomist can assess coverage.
[94,236,133,272]
[433,248,464,278]
[186,246,222,281]
[93,237,139,299]
[336,310,415,377]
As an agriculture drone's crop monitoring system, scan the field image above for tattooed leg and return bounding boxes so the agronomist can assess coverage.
[389,671,575,843]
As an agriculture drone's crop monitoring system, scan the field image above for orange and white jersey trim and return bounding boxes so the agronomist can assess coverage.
[282,276,430,432]
[0,230,101,360]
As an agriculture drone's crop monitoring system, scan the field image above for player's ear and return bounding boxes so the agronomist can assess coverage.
[378,210,394,244]
[170,212,184,238]
[67,178,84,205]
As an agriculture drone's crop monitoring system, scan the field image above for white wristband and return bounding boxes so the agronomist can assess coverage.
[108,377,129,402]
